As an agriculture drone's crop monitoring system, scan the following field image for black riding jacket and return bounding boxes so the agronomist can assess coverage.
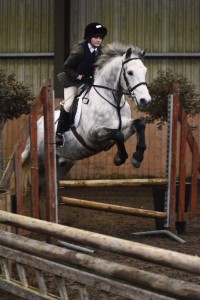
[63,41,102,88]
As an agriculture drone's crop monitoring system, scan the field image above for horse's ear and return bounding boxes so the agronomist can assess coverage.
[141,48,147,58]
[125,47,132,59]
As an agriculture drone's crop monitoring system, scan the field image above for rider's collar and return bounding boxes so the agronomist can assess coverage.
[88,43,97,53]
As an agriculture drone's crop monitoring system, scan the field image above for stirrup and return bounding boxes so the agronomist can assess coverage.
[56,133,65,147]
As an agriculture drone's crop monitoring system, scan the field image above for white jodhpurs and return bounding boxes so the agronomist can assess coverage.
[61,86,78,112]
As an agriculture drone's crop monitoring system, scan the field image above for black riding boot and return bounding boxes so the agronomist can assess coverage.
[56,107,71,147]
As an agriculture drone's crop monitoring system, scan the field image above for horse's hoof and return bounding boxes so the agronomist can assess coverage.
[113,155,126,166]
[113,157,124,166]
[132,158,141,168]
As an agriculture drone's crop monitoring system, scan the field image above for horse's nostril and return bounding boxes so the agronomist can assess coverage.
[140,98,150,109]
[140,98,147,105]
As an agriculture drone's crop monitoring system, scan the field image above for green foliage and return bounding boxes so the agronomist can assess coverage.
[143,70,200,129]
[0,69,34,120]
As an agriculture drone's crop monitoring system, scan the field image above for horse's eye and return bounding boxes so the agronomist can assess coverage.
[127,71,133,76]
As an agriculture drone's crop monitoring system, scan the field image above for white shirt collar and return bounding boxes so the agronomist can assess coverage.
[88,43,97,53]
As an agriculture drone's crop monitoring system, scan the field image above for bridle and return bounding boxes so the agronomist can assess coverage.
[122,57,147,95]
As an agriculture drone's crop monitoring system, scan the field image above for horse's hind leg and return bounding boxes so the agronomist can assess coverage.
[131,119,146,168]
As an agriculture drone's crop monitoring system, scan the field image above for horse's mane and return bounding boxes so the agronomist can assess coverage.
[95,42,142,71]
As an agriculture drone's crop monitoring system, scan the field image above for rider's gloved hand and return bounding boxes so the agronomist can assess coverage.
[81,75,93,85]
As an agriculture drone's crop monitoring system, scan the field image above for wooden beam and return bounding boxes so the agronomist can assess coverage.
[61,197,167,219]
[0,245,167,300]
[0,211,200,275]
[1,231,200,300]
[59,178,168,188]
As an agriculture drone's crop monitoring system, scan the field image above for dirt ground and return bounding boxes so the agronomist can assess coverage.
[0,185,200,299]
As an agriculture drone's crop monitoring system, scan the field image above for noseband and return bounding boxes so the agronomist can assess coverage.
[122,58,147,94]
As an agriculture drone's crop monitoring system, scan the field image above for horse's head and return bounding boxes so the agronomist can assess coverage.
[121,47,151,109]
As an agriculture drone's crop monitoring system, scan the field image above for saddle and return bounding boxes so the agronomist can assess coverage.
[70,96,79,125]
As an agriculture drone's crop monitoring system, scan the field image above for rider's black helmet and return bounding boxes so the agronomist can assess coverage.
[84,22,107,39]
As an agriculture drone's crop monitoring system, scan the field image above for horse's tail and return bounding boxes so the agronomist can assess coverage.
[10,139,31,194]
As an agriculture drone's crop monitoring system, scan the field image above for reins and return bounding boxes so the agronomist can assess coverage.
[92,85,127,130]
[92,85,126,108]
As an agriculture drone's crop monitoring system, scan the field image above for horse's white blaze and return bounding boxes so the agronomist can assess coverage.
[122,58,151,107]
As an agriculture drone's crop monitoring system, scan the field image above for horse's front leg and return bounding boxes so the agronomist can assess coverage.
[112,130,129,166]
[91,128,128,166]
[131,119,146,168]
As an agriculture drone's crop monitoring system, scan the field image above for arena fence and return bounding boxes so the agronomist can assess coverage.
[0,79,57,223]
[0,210,200,299]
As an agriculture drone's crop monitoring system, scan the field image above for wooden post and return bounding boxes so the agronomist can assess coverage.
[178,106,187,222]
[41,80,57,223]
[168,84,180,231]
[14,146,24,215]
[190,143,199,214]
[29,101,39,219]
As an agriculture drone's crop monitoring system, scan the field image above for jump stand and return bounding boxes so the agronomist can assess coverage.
[59,84,200,243]
[133,83,200,242]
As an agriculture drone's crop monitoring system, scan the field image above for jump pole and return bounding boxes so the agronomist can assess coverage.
[61,196,167,219]
[1,230,200,299]
[59,178,168,187]
[0,211,200,275]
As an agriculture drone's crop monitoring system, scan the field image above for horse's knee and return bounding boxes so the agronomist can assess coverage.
[134,119,146,131]
[114,130,124,142]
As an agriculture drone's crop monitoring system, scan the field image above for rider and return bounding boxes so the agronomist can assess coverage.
[56,22,107,147]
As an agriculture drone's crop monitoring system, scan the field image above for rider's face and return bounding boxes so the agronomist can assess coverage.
[90,37,103,47]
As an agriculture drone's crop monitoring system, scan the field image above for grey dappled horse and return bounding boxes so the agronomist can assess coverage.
[22,43,151,192]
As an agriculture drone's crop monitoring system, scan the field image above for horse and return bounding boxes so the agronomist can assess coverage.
[22,43,151,192]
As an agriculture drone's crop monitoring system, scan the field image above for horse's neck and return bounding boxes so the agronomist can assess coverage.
[94,57,122,91]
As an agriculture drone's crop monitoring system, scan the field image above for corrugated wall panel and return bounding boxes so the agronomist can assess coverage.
[0,0,54,94]
[0,0,54,53]
[0,0,54,164]
[70,0,200,51]
[70,0,200,88]
[0,58,54,95]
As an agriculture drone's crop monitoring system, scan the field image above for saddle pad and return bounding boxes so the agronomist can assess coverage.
[73,96,82,127]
